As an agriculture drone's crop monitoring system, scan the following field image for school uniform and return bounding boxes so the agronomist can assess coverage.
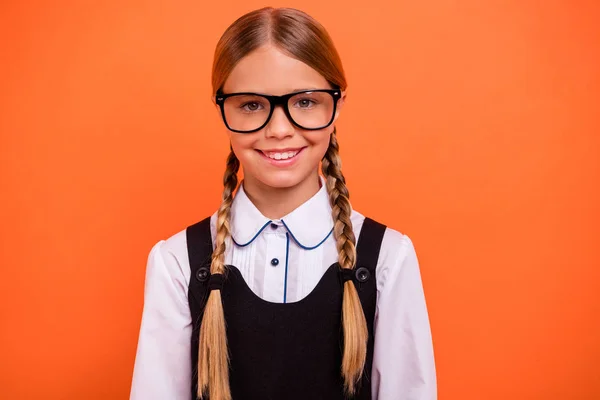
[130,176,437,400]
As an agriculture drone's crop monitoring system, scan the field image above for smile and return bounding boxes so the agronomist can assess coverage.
[257,147,306,166]
[264,150,300,160]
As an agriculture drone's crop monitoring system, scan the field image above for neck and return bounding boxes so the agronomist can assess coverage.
[242,171,322,220]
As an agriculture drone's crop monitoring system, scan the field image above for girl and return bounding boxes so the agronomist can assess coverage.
[131,7,436,400]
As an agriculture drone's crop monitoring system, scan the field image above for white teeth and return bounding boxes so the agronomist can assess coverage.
[265,150,299,160]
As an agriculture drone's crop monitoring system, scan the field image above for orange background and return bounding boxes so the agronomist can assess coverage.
[1,1,599,399]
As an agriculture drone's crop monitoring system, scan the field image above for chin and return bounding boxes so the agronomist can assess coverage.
[256,173,305,189]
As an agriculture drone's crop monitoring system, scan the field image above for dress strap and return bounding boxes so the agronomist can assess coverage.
[186,216,213,306]
[355,217,387,273]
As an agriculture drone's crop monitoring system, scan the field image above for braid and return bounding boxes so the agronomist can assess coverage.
[321,128,369,395]
[198,148,239,400]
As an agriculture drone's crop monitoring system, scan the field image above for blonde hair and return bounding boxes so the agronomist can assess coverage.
[199,7,366,399]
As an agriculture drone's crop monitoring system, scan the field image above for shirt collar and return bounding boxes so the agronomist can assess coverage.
[229,176,334,249]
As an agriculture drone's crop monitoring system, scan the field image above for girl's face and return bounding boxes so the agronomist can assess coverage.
[220,45,344,190]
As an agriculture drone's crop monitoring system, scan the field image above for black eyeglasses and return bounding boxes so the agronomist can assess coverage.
[215,89,342,133]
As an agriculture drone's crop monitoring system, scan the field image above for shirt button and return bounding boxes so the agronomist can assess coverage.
[270,223,278,229]
[270,258,279,266]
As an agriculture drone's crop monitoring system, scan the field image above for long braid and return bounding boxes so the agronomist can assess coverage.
[321,128,369,395]
[198,148,239,400]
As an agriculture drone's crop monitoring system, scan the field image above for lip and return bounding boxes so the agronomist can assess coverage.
[256,147,306,167]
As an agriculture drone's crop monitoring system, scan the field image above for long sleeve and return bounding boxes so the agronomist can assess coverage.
[371,231,437,400]
[130,240,192,400]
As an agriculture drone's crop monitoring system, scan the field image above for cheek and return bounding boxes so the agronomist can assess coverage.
[303,129,332,156]
[229,133,257,154]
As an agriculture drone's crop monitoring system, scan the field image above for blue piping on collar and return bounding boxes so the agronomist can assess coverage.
[281,220,334,250]
[231,220,273,247]
[283,232,290,303]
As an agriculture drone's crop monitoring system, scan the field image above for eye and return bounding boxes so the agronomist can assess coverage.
[241,102,263,112]
[295,98,317,109]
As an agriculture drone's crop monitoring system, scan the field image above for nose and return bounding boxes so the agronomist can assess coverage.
[265,105,295,139]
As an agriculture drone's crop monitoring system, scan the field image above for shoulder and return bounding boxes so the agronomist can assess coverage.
[351,209,415,255]
[146,213,218,286]
[162,213,218,255]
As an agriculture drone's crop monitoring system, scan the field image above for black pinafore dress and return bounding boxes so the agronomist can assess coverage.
[186,217,386,400]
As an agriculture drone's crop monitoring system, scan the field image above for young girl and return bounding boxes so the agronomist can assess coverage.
[131,7,436,400]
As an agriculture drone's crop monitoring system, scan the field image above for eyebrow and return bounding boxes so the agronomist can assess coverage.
[291,87,322,92]
[220,87,330,96]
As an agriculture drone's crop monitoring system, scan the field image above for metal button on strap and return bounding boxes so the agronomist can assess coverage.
[196,266,210,282]
[271,258,279,266]
[355,267,370,283]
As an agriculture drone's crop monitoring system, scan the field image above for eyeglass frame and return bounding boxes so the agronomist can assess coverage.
[214,89,343,134]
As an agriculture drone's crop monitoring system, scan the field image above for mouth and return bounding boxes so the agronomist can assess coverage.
[256,147,306,166]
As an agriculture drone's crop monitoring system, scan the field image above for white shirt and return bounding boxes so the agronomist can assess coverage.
[130,177,437,400]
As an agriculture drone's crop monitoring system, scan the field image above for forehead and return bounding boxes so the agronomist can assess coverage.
[222,45,331,95]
